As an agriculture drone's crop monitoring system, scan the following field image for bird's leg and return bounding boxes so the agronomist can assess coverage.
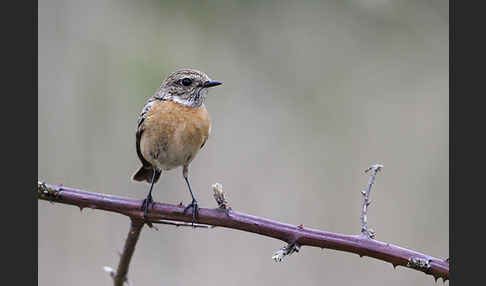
[182,166,198,224]
[183,177,199,224]
[141,169,159,218]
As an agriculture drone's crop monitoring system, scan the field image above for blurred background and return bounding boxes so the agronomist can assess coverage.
[38,0,448,285]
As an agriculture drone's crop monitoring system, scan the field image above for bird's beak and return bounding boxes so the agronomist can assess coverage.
[202,80,223,88]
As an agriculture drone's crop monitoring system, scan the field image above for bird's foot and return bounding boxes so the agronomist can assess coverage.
[183,199,199,225]
[141,194,154,218]
[224,207,232,217]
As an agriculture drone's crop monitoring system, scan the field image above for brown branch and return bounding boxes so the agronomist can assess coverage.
[37,181,449,282]
[113,219,144,286]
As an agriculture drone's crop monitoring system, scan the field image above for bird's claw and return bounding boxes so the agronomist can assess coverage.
[141,195,154,218]
[183,199,199,225]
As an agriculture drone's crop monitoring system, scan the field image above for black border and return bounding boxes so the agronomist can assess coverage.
[5,0,480,284]
[451,0,486,284]
[3,0,37,284]
[35,0,39,283]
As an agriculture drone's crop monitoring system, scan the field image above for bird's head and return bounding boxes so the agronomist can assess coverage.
[156,68,222,107]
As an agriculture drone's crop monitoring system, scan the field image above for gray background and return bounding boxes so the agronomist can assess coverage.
[38,0,448,285]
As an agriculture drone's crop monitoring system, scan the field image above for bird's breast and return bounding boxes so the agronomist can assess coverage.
[140,100,211,170]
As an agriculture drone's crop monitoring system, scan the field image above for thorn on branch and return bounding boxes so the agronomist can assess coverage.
[360,164,383,239]
[272,243,301,263]
[103,266,116,278]
[105,265,130,285]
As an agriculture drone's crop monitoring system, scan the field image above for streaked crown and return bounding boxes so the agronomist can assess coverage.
[155,68,222,107]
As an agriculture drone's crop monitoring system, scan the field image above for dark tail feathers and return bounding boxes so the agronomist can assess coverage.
[132,167,161,184]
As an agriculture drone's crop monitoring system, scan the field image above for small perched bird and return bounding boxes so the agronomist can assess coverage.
[132,68,222,222]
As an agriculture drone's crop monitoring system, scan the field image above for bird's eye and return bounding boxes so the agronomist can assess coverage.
[181,78,192,86]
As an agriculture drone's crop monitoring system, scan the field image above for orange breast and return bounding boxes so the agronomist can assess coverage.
[139,100,211,170]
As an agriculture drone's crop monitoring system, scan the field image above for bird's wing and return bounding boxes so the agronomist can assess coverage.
[200,137,207,150]
[200,118,211,149]
[135,98,158,167]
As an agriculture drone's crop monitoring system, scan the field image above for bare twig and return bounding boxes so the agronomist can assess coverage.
[360,164,383,238]
[110,219,144,286]
[37,181,448,281]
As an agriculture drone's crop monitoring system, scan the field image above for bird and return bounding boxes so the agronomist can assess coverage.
[132,68,222,223]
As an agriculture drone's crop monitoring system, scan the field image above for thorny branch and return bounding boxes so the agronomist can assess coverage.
[38,167,449,283]
[360,164,383,238]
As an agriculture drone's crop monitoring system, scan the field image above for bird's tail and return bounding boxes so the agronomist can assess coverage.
[132,167,161,184]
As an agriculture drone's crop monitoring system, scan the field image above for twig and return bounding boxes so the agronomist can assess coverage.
[37,181,449,281]
[111,219,144,286]
[360,164,383,238]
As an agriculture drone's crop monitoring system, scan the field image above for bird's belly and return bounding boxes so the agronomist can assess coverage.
[142,122,205,171]
[154,141,197,171]
[156,151,187,171]
[139,100,210,171]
